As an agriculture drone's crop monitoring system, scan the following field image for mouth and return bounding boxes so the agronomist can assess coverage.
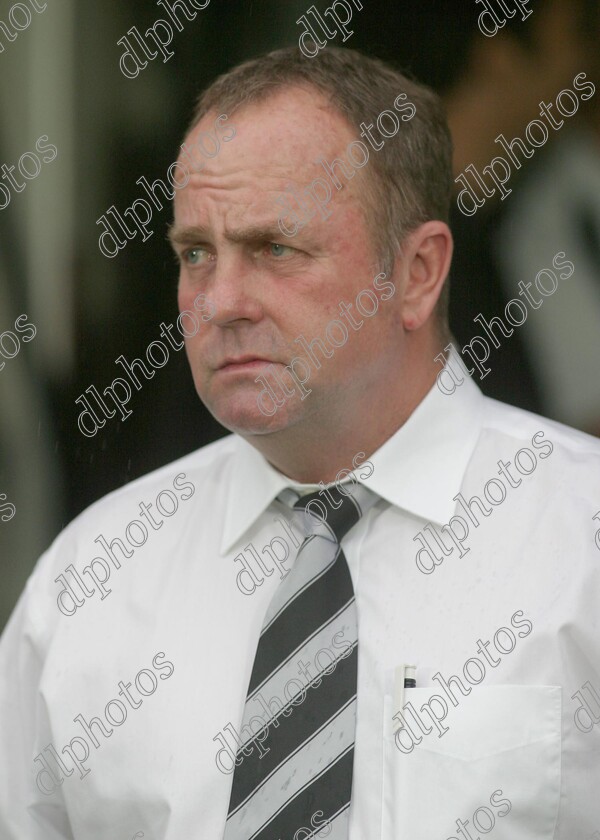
[216,356,274,373]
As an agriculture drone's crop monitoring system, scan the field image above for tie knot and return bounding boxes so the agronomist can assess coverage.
[291,483,377,544]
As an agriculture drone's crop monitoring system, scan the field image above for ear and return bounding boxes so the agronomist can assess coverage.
[398,221,453,332]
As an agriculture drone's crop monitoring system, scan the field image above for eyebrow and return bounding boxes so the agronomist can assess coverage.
[167,224,209,248]
[167,222,291,249]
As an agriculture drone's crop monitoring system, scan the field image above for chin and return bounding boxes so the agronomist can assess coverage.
[201,392,300,436]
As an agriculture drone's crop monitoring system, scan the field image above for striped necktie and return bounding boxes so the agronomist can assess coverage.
[224,482,379,840]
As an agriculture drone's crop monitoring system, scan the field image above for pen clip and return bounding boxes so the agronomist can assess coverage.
[392,664,416,734]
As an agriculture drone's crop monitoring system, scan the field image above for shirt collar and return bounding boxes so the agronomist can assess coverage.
[365,371,484,526]
[220,437,307,554]
[219,369,485,554]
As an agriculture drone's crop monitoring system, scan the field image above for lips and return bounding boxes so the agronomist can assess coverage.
[217,356,272,371]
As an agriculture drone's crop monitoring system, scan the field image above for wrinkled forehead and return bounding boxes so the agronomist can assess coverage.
[173,84,376,255]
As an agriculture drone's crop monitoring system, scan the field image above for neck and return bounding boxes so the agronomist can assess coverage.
[242,333,444,484]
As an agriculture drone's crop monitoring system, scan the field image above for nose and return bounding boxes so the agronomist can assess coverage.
[208,254,265,328]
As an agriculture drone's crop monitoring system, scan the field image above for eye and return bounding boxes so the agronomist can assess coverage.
[183,247,214,266]
[268,242,295,258]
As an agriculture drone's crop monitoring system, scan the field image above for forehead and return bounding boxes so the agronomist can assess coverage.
[187,84,356,172]
[173,86,378,262]
[175,85,373,230]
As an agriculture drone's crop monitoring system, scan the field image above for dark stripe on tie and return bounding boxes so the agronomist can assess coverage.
[228,645,357,814]
[262,546,336,635]
[294,488,361,545]
[250,747,355,840]
[247,549,353,696]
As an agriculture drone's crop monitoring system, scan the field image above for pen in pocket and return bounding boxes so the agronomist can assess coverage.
[393,664,416,733]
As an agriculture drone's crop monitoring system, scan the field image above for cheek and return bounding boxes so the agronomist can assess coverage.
[177,278,196,313]
[175,285,212,350]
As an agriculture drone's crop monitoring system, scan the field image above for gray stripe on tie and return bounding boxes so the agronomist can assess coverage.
[261,539,339,633]
[320,805,351,840]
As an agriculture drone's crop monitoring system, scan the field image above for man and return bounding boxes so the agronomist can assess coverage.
[0,46,599,839]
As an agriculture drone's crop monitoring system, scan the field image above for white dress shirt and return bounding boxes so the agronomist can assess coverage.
[1,374,599,839]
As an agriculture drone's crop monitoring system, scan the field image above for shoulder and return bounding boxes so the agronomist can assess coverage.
[481,396,600,460]
[5,434,241,642]
[478,398,600,518]
[74,432,237,526]
[23,434,239,599]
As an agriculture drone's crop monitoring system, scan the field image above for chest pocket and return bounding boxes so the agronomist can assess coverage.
[381,683,561,839]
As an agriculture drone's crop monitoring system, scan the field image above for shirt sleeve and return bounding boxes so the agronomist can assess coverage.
[0,570,73,840]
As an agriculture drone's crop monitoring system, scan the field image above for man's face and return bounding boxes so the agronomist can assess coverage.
[171,86,405,437]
